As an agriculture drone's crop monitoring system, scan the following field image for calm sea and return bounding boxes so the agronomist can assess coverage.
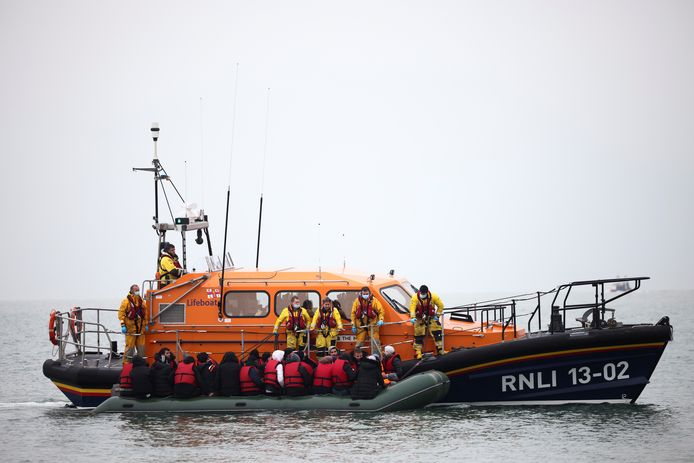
[1,290,692,462]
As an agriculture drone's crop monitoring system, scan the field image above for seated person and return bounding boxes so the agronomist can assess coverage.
[264,350,285,396]
[382,345,404,381]
[312,355,334,395]
[351,354,385,400]
[283,353,312,396]
[174,356,200,399]
[216,352,241,397]
[240,357,265,396]
[150,348,175,397]
[195,352,218,396]
[331,352,356,396]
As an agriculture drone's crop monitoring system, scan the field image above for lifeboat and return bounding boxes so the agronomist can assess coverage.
[42,125,673,408]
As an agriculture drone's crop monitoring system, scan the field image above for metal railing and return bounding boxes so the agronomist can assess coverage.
[51,307,123,366]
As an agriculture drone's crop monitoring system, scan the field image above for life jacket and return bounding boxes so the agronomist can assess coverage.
[174,362,197,385]
[383,354,401,374]
[240,365,262,394]
[126,295,144,320]
[285,306,306,331]
[415,293,436,319]
[313,362,334,389]
[355,297,376,321]
[263,359,281,389]
[332,359,353,388]
[120,363,133,389]
[284,362,306,389]
[158,252,183,281]
[317,308,337,330]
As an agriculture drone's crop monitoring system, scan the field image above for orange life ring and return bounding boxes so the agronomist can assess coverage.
[49,310,60,346]
[69,307,83,341]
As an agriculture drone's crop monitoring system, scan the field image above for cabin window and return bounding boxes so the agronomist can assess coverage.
[326,290,361,321]
[159,303,185,324]
[380,285,412,314]
[275,291,321,317]
[224,291,270,318]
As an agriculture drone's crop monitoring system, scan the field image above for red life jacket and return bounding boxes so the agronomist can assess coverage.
[415,293,436,318]
[317,309,337,329]
[285,306,306,331]
[126,295,144,320]
[383,354,401,374]
[331,359,353,388]
[313,362,334,389]
[264,359,281,389]
[240,365,262,394]
[174,362,197,385]
[355,297,376,320]
[284,362,306,389]
[120,363,133,389]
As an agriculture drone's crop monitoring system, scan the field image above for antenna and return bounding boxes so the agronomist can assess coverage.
[199,97,205,207]
[219,63,240,320]
[342,232,346,273]
[184,160,188,201]
[255,88,271,269]
[317,222,322,279]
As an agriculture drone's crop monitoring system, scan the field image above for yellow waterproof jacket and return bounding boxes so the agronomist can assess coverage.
[274,306,311,332]
[118,295,148,333]
[351,297,384,324]
[310,308,343,331]
[158,253,181,282]
[409,292,444,318]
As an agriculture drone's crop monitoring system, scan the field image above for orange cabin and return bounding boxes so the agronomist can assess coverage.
[142,268,524,363]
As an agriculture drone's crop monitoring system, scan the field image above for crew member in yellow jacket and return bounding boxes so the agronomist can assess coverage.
[158,242,184,287]
[310,297,343,357]
[118,284,148,363]
[351,286,384,350]
[409,284,445,358]
[273,295,311,349]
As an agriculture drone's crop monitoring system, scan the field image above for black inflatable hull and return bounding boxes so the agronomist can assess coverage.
[405,324,672,404]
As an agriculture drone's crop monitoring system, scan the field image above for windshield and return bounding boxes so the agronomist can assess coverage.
[380,285,411,314]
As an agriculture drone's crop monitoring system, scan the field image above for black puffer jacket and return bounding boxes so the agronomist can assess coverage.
[216,352,241,396]
[350,357,385,400]
[130,356,152,399]
[150,356,174,397]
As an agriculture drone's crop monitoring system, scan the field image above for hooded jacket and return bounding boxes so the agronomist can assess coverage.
[150,354,174,397]
[216,352,241,396]
[129,356,152,398]
[351,356,385,400]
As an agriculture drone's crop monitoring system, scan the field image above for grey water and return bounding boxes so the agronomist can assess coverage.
[1,290,693,462]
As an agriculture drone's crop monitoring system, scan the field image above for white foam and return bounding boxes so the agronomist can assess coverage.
[0,401,69,409]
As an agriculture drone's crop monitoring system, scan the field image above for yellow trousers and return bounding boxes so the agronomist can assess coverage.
[355,322,380,348]
[413,319,443,353]
[124,333,145,363]
[286,331,306,349]
[315,329,339,349]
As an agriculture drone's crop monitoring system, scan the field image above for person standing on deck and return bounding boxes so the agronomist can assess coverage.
[158,242,184,287]
[409,285,446,359]
[310,297,343,357]
[351,287,384,351]
[273,296,311,350]
[118,284,148,363]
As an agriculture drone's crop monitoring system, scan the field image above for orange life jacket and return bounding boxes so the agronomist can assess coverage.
[120,363,133,389]
[174,362,197,385]
[263,359,281,390]
[313,362,334,389]
[283,362,306,389]
[331,359,353,388]
[239,365,262,394]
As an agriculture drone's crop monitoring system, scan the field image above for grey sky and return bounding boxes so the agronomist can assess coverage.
[1,1,692,301]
